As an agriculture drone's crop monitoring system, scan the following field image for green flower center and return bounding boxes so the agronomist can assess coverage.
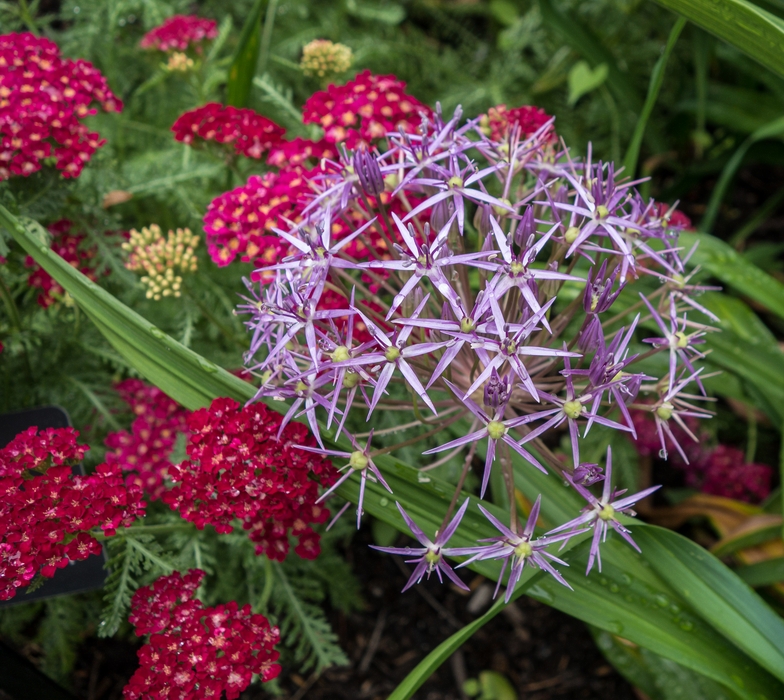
[447,175,464,189]
[384,346,401,362]
[349,451,369,470]
[595,205,610,219]
[564,226,580,243]
[656,402,674,421]
[295,381,308,394]
[514,541,533,558]
[487,421,507,440]
[510,261,525,275]
[331,346,350,362]
[598,504,615,521]
[425,549,440,564]
[674,331,689,349]
[343,371,361,389]
[492,198,512,216]
[563,400,583,420]
[460,317,475,333]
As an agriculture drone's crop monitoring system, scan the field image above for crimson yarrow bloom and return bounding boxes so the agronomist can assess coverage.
[0,32,122,180]
[0,427,145,601]
[139,15,218,52]
[125,569,280,700]
[172,103,285,159]
[162,398,336,561]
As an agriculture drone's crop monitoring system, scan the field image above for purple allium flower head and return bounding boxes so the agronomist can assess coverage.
[371,499,471,592]
[550,447,660,574]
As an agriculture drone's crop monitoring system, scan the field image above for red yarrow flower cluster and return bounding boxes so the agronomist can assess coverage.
[0,32,122,180]
[302,70,431,148]
[125,569,280,700]
[25,219,100,307]
[0,427,145,601]
[630,411,772,503]
[481,104,555,142]
[202,169,313,266]
[139,15,218,53]
[267,137,336,169]
[105,379,190,500]
[162,398,336,561]
[172,103,285,159]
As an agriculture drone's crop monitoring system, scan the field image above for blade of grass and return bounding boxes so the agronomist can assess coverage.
[226,0,267,107]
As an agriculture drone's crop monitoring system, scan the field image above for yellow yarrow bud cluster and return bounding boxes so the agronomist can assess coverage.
[166,52,194,72]
[300,40,353,79]
[123,224,199,300]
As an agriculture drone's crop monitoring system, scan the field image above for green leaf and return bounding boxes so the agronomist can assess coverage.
[271,561,349,673]
[635,527,784,682]
[567,61,608,106]
[538,0,643,114]
[593,628,742,700]
[623,17,687,176]
[226,0,267,108]
[699,116,784,231]
[681,231,784,321]
[712,518,783,557]
[652,0,784,78]
[345,0,406,24]
[735,557,784,587]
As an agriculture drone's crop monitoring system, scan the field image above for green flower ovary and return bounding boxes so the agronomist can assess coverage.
[425,548,441,565]
[673,331,689,349]
[384,346,401,362]
[447,175,464,189]
[331,345,351,362]
[460,317,475,333]
[564,226,580,243]
[513,540,533,559]
[349,451,369,470]
[343,371,361,389]
[598,504,615,521]
[595,205,610,219]
[487,421,507,440]
[563,400,583,420]
[656,402,674,421]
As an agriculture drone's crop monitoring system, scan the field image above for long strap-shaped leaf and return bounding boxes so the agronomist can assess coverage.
[652,0,784,78]
[3,205,784,699]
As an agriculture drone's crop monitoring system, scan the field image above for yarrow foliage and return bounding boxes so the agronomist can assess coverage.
[124,569,280,700]
[0,32,122,180]
[162,398,336,561]
[0,427,145,601]
[171,103,285,159]
[139,15,218,53]
[123,224,199,300]
[233,77,717,594]
[104,379,190,500]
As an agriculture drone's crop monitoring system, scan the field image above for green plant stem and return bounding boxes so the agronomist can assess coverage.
[623,17,687,176]
[728,188,784,248]
[0,274,22,332]
[745,409,758,464]
[258,0,279,76]
[93,523,195,541]
[257,556,275,613]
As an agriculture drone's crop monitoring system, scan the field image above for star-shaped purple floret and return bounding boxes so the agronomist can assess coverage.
[371,499,472,592]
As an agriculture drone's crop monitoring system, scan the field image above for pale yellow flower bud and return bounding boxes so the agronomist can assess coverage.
[300,40,353,79]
